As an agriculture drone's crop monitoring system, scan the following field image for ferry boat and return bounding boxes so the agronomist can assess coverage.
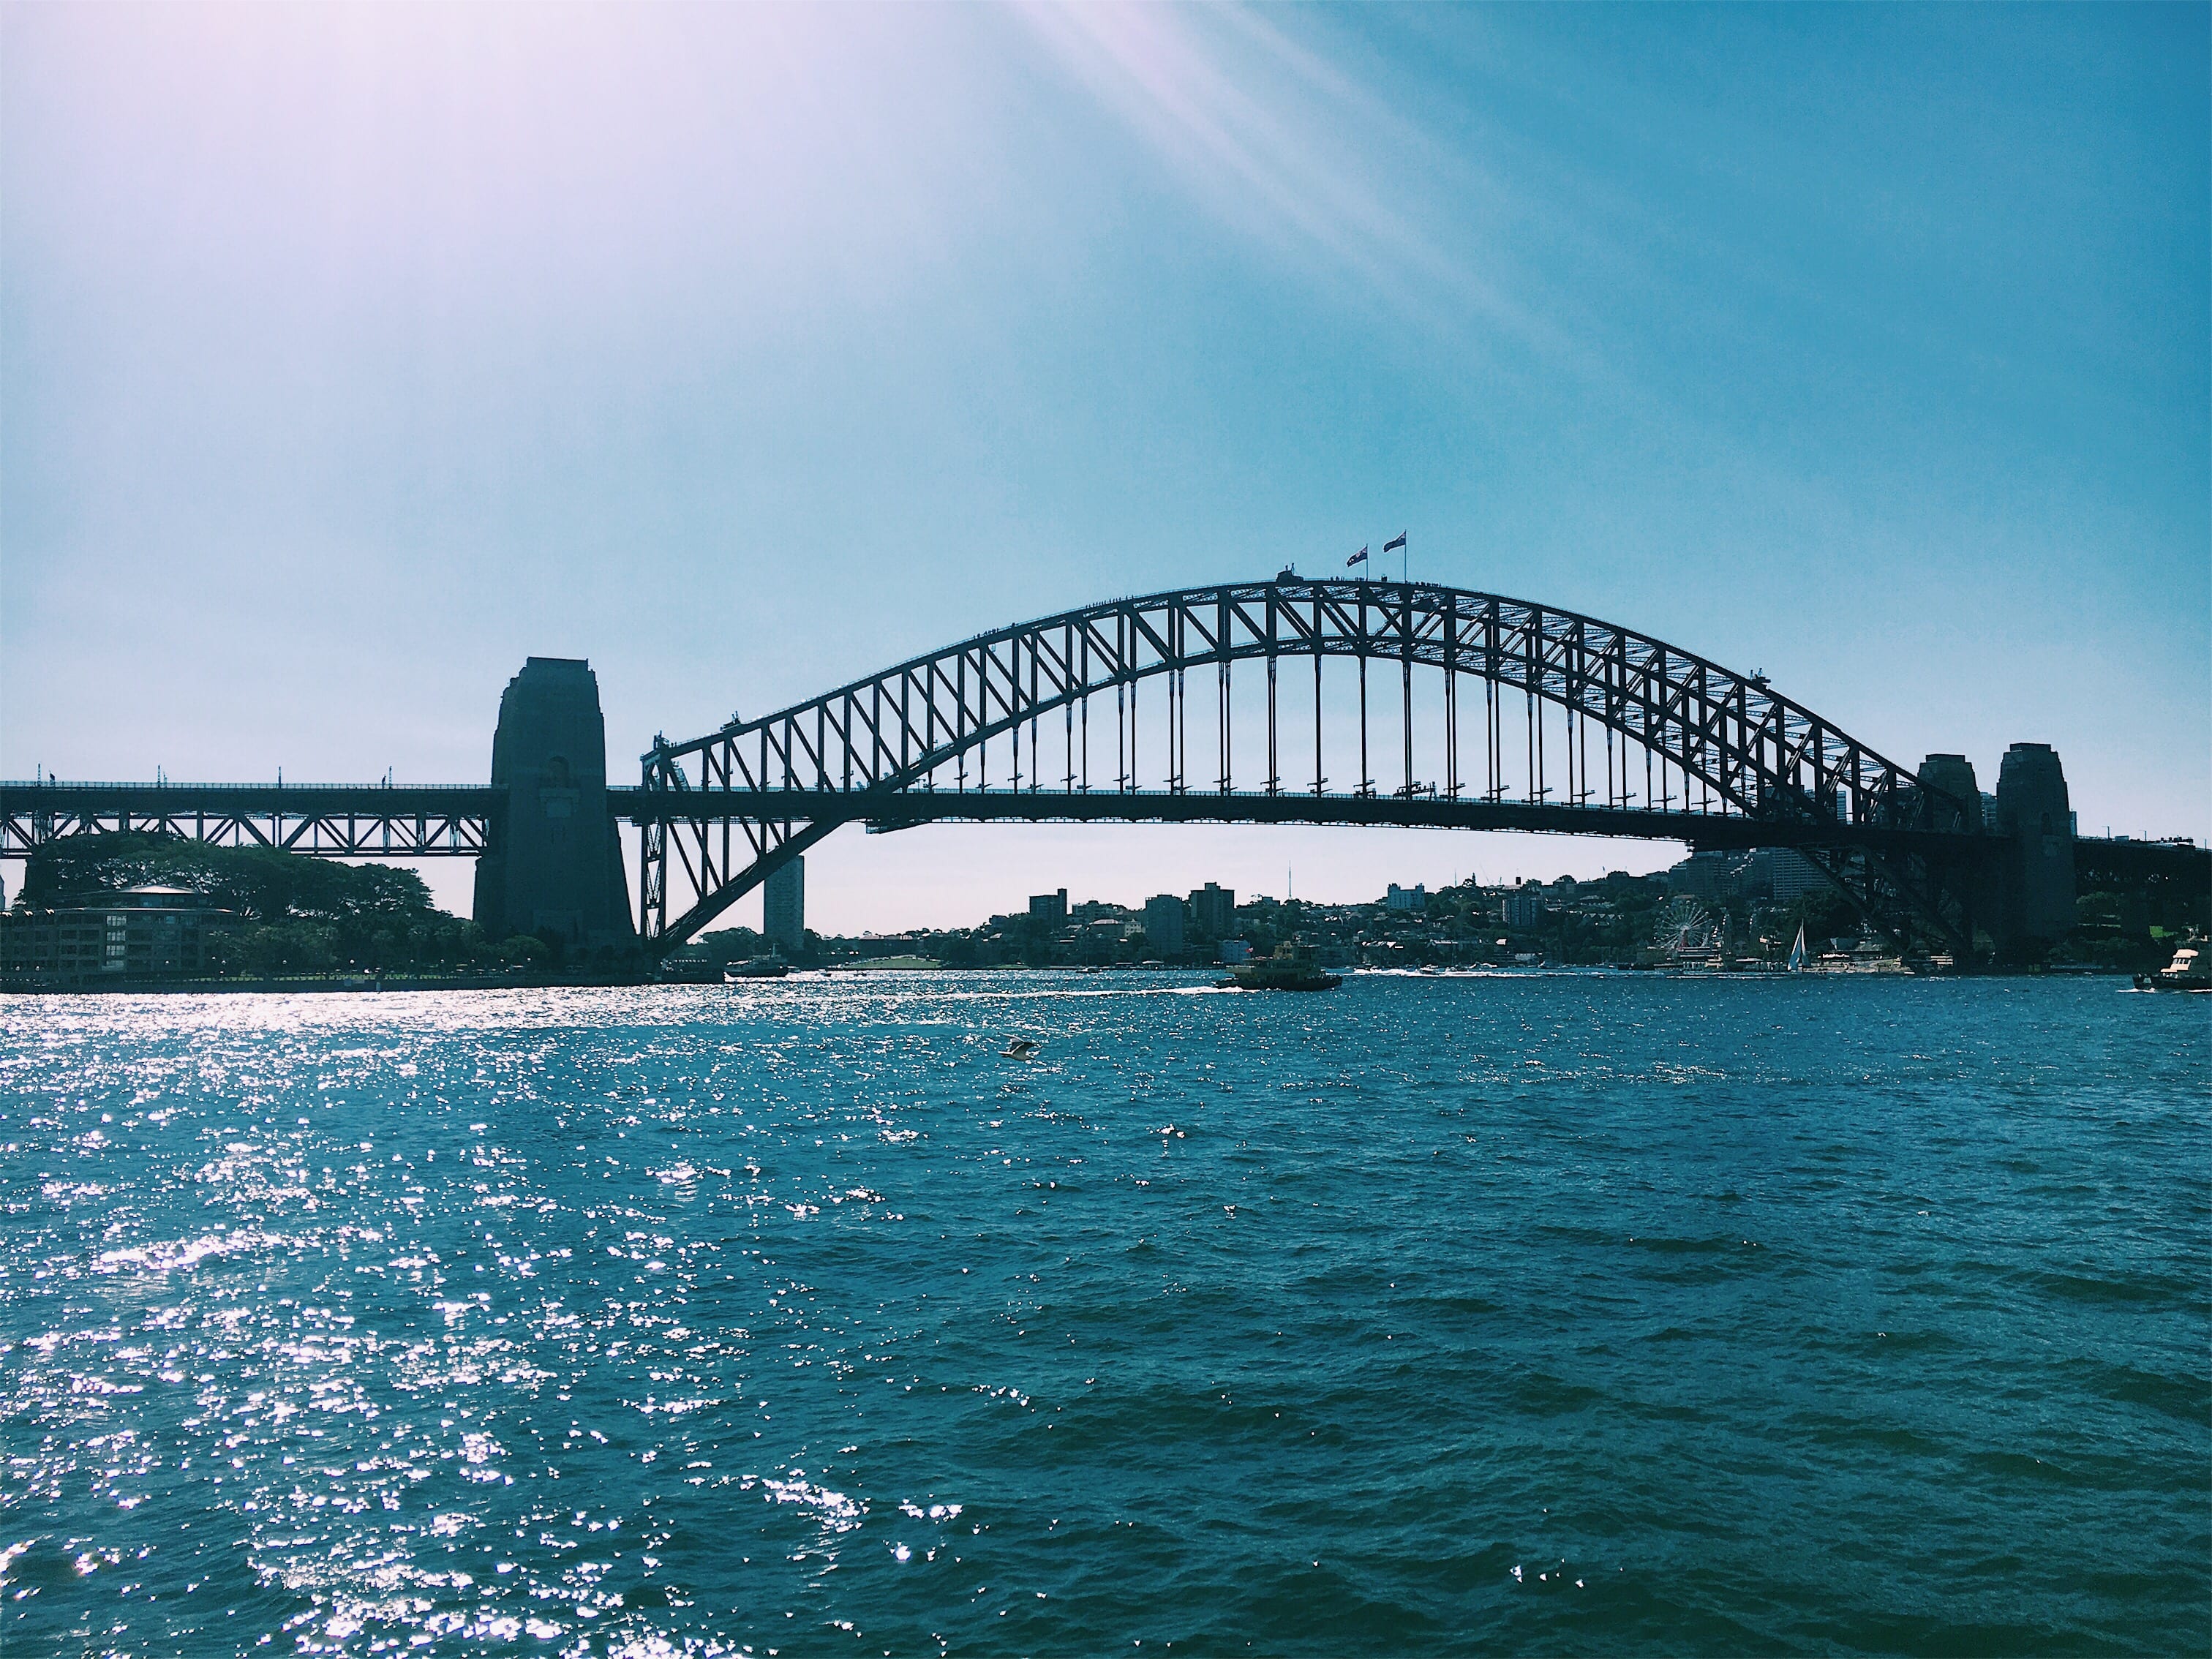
[2134,943,2211,992]
[1216,942,1342,992]
[1794,930,1911,975]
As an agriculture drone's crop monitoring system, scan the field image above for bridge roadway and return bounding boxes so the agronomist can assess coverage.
[647,790,2205,892]
[4,778,2205,882]
[0,780,502,859]
[4,778,2194,876]
[620,786,1979,858]
[0,777,1990,858]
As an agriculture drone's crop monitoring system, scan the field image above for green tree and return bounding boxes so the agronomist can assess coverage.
[18,832,492,976]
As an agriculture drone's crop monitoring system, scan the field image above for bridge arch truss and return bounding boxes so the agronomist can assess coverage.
[636,579,1979,948]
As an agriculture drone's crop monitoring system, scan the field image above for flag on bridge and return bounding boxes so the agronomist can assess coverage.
[1382,532,1407,553]
[1347,546,1369,567]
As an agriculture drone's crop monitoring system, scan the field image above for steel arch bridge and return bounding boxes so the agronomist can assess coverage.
[634,576,1986,950]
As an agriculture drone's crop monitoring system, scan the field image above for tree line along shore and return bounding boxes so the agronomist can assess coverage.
[4,832,2199,992]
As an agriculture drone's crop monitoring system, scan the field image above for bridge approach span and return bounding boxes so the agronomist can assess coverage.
[1,783,498,859]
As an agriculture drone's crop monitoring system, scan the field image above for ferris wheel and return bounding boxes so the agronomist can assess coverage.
[1652,896,1720,955]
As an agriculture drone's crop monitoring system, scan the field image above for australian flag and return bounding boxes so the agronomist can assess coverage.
[1383,532,1407,553]
[1346,546,1369,567]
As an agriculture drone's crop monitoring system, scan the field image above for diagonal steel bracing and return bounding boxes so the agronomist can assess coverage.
[636,577,1988,950]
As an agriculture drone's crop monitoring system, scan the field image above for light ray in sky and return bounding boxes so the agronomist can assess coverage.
[1011,2,1567,357]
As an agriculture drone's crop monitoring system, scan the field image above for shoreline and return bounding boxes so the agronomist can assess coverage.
[0,963,2145,996]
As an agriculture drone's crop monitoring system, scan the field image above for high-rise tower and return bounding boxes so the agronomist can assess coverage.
[763,857,805,952]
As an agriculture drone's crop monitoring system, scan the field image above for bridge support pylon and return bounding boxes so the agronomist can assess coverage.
[473,658,635,951]
[1985,742,2075,958]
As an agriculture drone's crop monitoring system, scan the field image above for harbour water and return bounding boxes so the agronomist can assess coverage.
[3,974,2205,1655]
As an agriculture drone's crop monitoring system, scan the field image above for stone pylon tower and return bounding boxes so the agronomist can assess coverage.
[1991,742,2075,952]
[473,658,635,949]
[1916,753,1981,832]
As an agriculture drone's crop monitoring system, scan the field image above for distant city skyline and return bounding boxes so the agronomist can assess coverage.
[5,4,2205,935]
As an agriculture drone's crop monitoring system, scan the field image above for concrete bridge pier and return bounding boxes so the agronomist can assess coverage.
[473,658,635,950]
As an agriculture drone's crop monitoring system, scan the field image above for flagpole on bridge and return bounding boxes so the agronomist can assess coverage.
[1385,530,1408,585]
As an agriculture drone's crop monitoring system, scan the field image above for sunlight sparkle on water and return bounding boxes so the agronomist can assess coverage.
[1,975,2205,1652]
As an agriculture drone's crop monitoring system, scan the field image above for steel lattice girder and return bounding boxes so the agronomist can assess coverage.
[0,785,497,859]
[633,578,1990,947]
[643,580,1963,827]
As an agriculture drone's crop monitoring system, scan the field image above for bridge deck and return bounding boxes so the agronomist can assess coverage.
[0,782,500,859]
[3,780,2202,881]
[0,778,1985,854]
[612,786,1986,855]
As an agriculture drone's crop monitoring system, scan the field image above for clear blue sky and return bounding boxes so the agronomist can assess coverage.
[4,4,2205,930]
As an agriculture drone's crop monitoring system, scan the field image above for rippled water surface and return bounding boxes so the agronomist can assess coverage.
[3,973,2206,1655]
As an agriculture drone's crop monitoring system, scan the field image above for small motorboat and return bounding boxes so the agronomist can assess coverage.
[2134,942,2211,992]
[1001,1037,1041,1058]
[725,955,791,982]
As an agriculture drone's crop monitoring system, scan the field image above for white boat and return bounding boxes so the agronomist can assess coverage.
[2135,943,2211,992]
[1786,925,1808,974]
[724,953,790,981]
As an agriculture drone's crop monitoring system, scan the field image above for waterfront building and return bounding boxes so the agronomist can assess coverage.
[764,858,805,952]
[0,886,236,982]
[1501,887,1543,928]
[1666,851,1731,900]
[1663,846,1824,908]
[1187,882,1235,938]
[1764,848,1824,903]
[1076,918,1127,962]
[1143,895,1186,952]
[1028,889,1069,926]
[1710,847,1824,903]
